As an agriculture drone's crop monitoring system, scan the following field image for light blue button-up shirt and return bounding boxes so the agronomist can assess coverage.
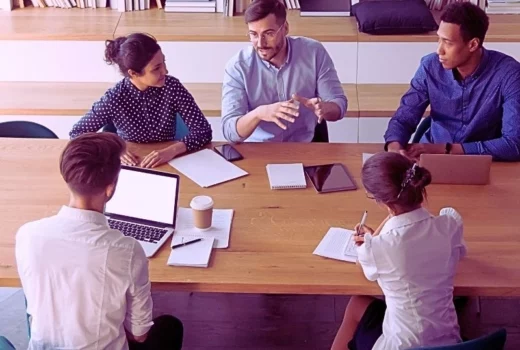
[221,36,348,143]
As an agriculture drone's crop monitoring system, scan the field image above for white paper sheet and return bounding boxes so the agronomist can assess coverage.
[173,208,233,249]
[168,149,248,188]
[362,153,375,165]
[313,227,357,263]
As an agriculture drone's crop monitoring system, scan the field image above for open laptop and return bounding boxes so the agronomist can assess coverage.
[419,154,492,185]
[105,165,180,257]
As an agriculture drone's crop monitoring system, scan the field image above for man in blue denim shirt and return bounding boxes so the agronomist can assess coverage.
[385,2,520,161]
[221,0,348,143]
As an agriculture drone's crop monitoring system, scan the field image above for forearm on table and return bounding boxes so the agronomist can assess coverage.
[167,142,187,157]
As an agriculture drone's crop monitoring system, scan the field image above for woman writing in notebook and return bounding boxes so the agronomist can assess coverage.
[70,33,212,169]
[331,152,467,350]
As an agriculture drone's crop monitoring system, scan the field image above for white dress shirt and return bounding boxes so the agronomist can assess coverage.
[357,207,467,350]
[15,206,153,350]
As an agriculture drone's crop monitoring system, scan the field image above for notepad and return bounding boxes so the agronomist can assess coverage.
[362,153,374,165]
[168,149,248,188]
[313,227,357,263]
[173,208,233,249]
[266,163,307,190]
[167,236,215,268]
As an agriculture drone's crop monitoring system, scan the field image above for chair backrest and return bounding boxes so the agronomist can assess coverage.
[102,113,189,141]
[409,329,507,350]
[0,336,15,350]
[0,121,58,139]
[312,121,329,143]
[411,116,431,143]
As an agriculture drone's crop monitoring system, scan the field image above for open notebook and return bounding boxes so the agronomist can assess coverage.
[167,236,215,268]
[313,227,357,263]
[266,163,307,190]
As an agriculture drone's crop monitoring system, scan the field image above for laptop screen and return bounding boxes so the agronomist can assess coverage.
[105,167,179,225]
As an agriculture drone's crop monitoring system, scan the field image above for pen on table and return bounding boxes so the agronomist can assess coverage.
[172,238,202,250]
[356,210,368,236]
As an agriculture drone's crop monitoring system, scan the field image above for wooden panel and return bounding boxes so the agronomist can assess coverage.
[1,8,518,42]
[1,139,520,296]
[357,84,430,117]
[115,10,358,42]
[0,7,120,41]
[0,82,359,118]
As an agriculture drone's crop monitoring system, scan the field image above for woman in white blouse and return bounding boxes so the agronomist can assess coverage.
[331,152,467,350]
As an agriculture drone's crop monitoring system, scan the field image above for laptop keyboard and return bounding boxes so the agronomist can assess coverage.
[108,219,168,244]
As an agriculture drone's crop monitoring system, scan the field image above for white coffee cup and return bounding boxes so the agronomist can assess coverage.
[190,196,214,231]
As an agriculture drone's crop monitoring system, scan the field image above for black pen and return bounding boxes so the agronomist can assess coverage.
[172,238,203,250]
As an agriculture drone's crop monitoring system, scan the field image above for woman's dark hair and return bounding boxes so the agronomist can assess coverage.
[245,0,287,25]
[440,2,489,47]
[60,132,126,196]
[362,152,432,209]
[104,33,161,77]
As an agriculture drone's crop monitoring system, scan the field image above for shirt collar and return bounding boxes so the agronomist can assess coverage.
[260,37,292,69]
[450,47,489,81]
[123,77,160,98]
[382,207,432,232]
[57,206,109,226]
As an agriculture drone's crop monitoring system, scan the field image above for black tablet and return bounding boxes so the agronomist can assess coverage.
[304,163,358,193]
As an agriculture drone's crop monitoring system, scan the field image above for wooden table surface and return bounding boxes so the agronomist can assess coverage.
[1,139,520,296]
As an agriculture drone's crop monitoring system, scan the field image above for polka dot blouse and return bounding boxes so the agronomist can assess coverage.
[70,76,212,152]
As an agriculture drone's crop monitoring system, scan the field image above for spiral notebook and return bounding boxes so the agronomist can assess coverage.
[266,163,307,190]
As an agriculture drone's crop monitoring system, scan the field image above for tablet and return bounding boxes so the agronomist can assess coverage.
[304,163,358,193]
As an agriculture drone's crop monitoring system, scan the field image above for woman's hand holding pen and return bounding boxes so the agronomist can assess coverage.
[353,223,374,246]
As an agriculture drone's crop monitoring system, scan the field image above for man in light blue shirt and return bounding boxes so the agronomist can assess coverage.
[221,0,348,143]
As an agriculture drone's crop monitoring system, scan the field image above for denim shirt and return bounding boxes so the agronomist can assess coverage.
[384,48,520,161]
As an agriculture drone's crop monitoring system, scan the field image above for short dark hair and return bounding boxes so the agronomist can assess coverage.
[362,152,431,209]
[245,0,287,25]
[60,133,126,196]
[440,2,489,47]
[104,33,161,77]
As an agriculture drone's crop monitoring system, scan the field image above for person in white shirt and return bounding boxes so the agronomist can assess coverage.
[15,132,183,350]
[331,152,467,350]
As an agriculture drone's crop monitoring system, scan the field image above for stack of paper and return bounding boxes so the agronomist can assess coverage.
[313,227,357,263]
[168,149,248,188]
[173,208,234,249]
[167,236,215,268]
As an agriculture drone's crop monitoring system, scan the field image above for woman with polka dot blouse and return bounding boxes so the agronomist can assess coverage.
[70,33,212,168]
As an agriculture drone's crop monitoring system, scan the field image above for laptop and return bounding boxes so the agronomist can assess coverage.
[104,165,180,258]
[419,154,492,185]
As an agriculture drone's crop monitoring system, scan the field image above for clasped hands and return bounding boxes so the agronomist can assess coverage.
[257,94,331,130]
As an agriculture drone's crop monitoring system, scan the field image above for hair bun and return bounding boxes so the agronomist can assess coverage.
[409,164,432,190]
[104,37,127,65]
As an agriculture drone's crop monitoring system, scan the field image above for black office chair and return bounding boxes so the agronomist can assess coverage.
[412,116,432,143]
[312,120,329,143]
[0,121,58,139]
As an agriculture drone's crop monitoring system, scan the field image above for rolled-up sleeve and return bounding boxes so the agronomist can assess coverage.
[221,60,249,143]
[124,243,154,337]
[316,44,347,118]
[70,92,113,139]
[462,71,520,161]
[384,58,430,147]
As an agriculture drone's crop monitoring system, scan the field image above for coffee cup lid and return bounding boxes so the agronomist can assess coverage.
[190,196,214,211]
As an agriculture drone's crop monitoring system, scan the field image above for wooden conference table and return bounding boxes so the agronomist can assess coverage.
[1,139,520,296]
